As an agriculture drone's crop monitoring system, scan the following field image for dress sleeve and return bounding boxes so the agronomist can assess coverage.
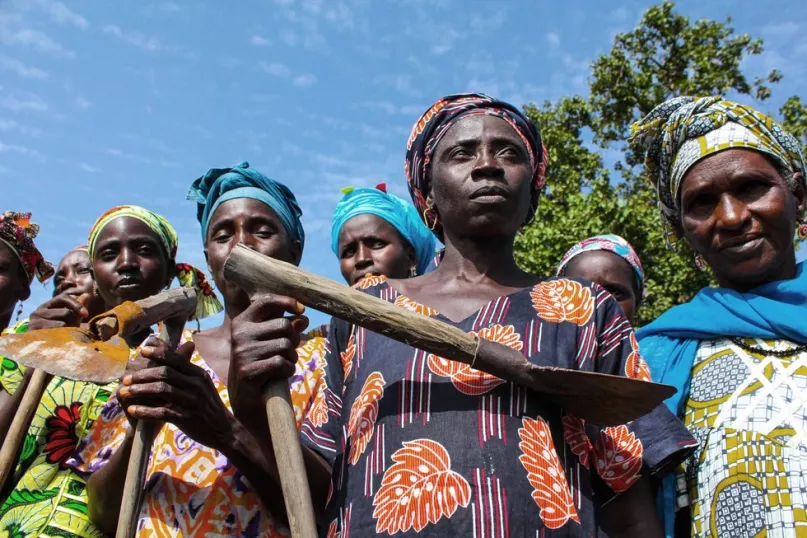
[65,393,130,476]
[0,321,30,396]
[577,285,697,499]
[299,318,348,467]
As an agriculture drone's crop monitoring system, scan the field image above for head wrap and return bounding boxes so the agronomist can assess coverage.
[87,205,222,320]
[187,161,305,250]
[404,93,548,236]
[331,183,437,275]
[556,234,646,299]
[0,211,54,285]
[629,96,806,246]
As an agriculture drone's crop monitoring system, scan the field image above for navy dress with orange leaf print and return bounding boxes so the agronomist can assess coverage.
[302,277,696,537]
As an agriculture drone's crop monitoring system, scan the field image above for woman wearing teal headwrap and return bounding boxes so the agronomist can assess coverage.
[631,96,807,538]
[332,183,437,285]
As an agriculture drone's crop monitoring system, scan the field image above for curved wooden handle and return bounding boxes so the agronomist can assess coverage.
[264,381,318,538]
[115,420,155,538]
[0,369,51,491]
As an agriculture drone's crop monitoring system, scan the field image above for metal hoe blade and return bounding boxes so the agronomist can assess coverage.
[0,327,130,383]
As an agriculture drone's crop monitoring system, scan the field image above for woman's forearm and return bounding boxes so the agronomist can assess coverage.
[86,428,135,535]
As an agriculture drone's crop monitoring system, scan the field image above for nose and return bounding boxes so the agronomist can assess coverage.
[56,273,77,294]
[715,193,751,232]
[471,148,504,179]
[117,247,138,272]
[354,244,373,269]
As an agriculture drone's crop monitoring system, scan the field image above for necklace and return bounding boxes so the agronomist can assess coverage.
[730,337,807,358]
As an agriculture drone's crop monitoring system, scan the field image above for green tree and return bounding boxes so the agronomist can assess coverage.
[515,1,805,325]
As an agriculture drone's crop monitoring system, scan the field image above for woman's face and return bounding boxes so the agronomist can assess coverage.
[53,249,93,297]
[429,115,533,240]
[205,197,301,308]
[91,217,173,307]
[562,251,639,324]
[338,214,414,285]
[0,242,29,323]
[680,149,805,291]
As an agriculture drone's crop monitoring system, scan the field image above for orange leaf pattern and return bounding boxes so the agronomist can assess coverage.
[354,274,388,289]
[373,439,471,534]
[624,333,652,382]
[428,324,521,395]
[531,279,594,326]
[347,372,385,465]
[592,425,643,493]
[394,295,439,317]
[518,416,580,530]
[562,414,592,469]
[307,381,329,428]
[341,333,356,380]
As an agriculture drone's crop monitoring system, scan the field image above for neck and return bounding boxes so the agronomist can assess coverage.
[0,308,13,332]
[437,231,524,283]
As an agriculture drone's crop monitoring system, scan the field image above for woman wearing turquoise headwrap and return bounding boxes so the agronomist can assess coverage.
[631,96,807,538]
[332,183,437,285]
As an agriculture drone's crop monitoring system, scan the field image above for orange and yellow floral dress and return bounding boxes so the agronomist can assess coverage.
[67,330,327,537]
[302,276,697,536]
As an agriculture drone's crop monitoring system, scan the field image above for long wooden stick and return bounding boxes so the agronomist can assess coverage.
[115,313,194,538]
[0,369,51,491]
[223,252,318,538]
[223,244,675,426]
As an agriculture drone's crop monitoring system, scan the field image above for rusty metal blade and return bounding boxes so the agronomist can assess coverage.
[0,327,130,383]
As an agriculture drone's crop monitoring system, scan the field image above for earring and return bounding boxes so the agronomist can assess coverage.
[797,222,807,240]
[409,265,417,278]
[423,201,439,231]
[15,302,23,322]
[694,254,707,271]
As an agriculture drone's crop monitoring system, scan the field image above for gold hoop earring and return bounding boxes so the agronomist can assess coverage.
[15,302,23,322]
[409,265,417,278]
[694,254,707,271]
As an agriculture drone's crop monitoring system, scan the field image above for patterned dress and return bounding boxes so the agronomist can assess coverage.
[68,329,327,537]
[679,338,807,537]
[0,321,116,538]
[302,276,697,537]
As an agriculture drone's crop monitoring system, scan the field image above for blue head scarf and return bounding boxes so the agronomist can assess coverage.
[187,162,305,250]
[331,183,437,275]
[637,262,807,537]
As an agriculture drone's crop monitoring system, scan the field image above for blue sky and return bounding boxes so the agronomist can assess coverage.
[2,0,806,328]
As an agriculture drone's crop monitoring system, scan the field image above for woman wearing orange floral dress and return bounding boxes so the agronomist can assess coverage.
[287,94,698,537]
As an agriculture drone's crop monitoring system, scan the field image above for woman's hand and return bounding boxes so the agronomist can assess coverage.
[228,294,308,420]
[117,337,235,452]
[28,293,91,330]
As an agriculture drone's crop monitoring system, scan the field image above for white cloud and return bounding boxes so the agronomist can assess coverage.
[546,32,561,47]
[293,74,317,87]
[0,119,42,137]
[469,11,506,33]
[75,96,92,110]
[374,74,421,98]
[0,92,49,112]
[1,29,75,58]
[0,55,48,79]
[251,35,270,46]
[79,163,102,173]
[0,141,43,158]
[105,148,175,167]
[102,24,162,52]
[260,62,291,77]
[30,0,89,29]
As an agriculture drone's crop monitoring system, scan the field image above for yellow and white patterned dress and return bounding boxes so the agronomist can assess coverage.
[680,337,807,537]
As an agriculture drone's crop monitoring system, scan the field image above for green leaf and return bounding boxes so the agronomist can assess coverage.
[17,434,37,470]
[0,488,59,518]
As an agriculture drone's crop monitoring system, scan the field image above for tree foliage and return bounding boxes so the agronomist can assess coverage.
[514,1,806,325]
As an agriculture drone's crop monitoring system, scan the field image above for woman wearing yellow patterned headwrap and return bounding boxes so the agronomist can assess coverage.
[0,206,213,538]
[631,96,807,538]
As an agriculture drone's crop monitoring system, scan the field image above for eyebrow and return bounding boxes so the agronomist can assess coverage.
[95,234,161,249]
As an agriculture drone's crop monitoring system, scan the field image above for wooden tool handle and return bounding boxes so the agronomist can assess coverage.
[115,318,187,538]
[92,288,197,341]
[115,421,154,538]
[224,245,479,363]
[0,369,51,491]
[264,382,318,538]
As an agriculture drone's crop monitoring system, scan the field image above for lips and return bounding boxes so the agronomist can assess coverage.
[718,234,764,255]
[115,277,143,290]
[470,185,509,203]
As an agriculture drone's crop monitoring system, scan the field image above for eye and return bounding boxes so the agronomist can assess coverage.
[684,193,716,218]
[449,147,472,160]
[369,239,387,249]
[737,179,768,197]
[341,246,356,259]
[78,267,91,275]
[212,230,232,244]
[606,287,627,301]
[98,249,117,262]
[137,244,156,256]
[254,227,275,238]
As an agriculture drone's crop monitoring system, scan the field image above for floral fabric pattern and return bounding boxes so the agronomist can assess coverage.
[302,278,696,536]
